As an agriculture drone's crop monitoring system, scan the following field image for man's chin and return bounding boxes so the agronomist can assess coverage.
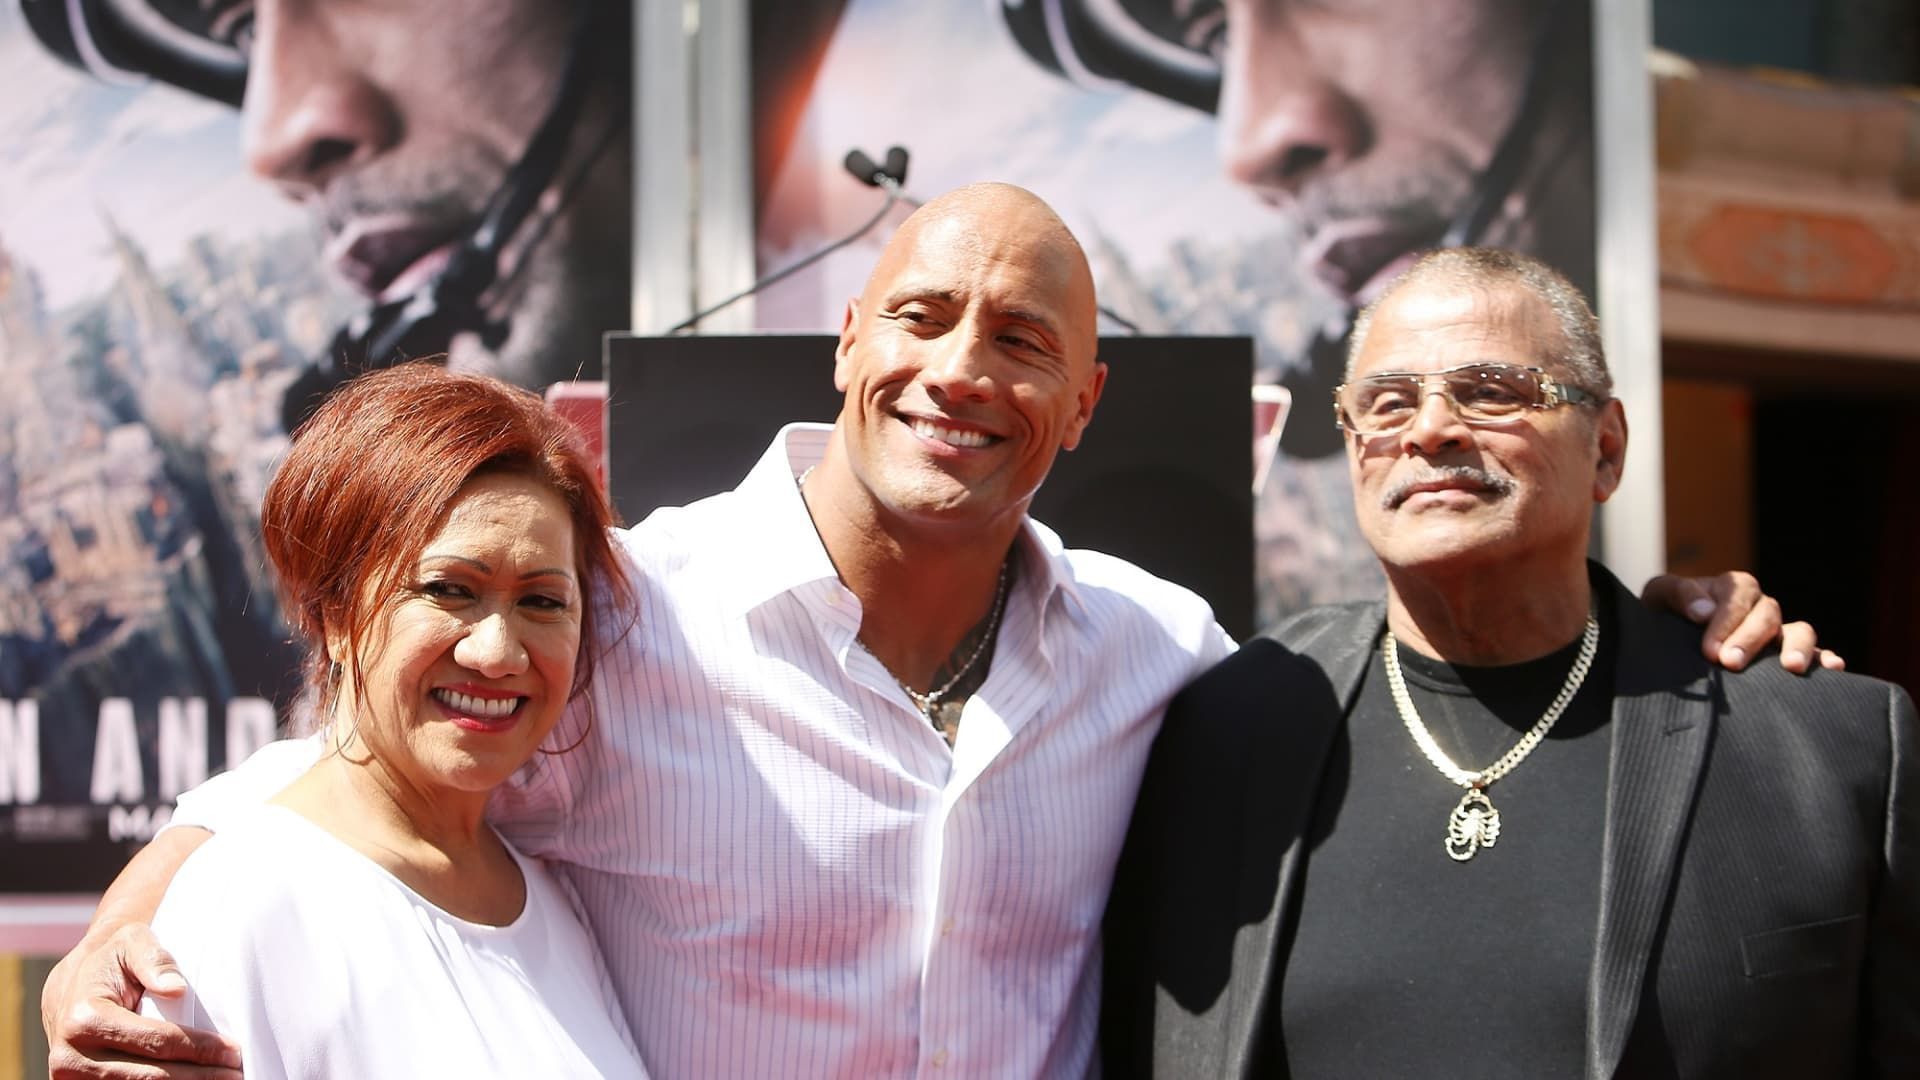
[876,471,1020,528]
[889,478,979,517]
[1368,516,1513,567]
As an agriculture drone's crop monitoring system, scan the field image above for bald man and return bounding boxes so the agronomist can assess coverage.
[47,186,1810,1079]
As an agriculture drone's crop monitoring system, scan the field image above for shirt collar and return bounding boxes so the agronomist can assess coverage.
[717,423,842,618]
[1011,512,1089,628]
[716,422,1090,625]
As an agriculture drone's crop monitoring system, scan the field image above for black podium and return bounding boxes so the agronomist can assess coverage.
[603,334,1255,639]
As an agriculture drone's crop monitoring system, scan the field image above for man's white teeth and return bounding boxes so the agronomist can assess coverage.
[435,690,519,719]
[910,418,991,448]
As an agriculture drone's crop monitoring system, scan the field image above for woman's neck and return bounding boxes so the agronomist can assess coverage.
[273,745,526,926]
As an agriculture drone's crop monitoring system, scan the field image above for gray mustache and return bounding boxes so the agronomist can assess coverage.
[1383,466,1516,509]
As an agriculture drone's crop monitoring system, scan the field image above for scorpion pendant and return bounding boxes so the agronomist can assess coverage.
[1446,788,1501,861]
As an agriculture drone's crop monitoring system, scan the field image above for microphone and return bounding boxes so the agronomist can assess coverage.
[844,148,887,187]
[881,146,910,186]
[844,146,912,195]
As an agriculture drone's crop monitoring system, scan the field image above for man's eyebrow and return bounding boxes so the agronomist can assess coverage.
[881,285,960,308]
[1001,307,1064,342]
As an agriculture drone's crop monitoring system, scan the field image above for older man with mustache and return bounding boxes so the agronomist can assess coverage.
[1102,247,1918,1079]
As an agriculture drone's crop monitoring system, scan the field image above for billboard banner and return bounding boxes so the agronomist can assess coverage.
[750,0,1596,625]
[0,0,631,891]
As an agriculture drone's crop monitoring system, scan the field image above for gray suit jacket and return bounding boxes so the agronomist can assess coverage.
[1101,567,1919,1078]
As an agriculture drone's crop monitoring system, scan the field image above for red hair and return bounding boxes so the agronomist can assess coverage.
[262,362,634,729]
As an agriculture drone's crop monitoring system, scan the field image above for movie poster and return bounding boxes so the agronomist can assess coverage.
[751,0,1597,625]
[0,0,631,891]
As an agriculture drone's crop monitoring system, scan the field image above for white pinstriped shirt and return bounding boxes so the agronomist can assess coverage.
[503,425,1231,1077]
[175,424,1232,1078]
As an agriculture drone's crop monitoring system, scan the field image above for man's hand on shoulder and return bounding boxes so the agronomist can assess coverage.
[45,923,239,1079]
[42,828,240,1079]
[1642,570,1845,675]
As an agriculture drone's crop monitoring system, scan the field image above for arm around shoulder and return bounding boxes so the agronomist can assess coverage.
[47,734,322,1072]
[43,826,241,1078]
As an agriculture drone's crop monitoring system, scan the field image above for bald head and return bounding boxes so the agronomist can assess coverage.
[886,182,1087,262]
[863,183,1099,359]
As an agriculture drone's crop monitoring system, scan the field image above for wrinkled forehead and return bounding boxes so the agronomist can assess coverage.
[1354,283,1563,378]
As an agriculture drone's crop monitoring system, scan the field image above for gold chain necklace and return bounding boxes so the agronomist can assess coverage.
[1382,613,1599,862]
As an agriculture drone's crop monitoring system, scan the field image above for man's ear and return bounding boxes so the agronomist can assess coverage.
[833,298,860,392]
[1060,362,1108,452]
[1592,399,1628,503]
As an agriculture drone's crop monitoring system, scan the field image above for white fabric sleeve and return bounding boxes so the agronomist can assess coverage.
[139,838,301,1080]
[162,735,326,834]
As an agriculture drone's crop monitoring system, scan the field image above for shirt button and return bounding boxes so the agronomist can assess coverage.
[940,918,954,937]
[931,1049,948,1068]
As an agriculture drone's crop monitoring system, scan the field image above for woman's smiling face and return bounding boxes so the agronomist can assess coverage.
[333,470,582,795]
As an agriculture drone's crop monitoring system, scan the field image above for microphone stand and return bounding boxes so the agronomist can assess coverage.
[668,175,911,334]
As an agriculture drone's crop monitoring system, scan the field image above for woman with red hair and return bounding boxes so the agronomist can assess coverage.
[140,364,646,1077]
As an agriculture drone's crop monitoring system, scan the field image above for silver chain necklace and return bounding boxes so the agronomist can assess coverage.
[894,559,1009,721]
[1383,612,1599,862]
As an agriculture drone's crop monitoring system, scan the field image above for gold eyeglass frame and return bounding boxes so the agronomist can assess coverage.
[1331,362,1601,436]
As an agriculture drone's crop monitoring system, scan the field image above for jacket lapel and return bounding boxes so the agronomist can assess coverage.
[1585,572,1716,1080]
[1220,604,1384,1076]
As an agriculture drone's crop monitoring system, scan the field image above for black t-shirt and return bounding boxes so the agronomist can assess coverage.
[1276,602,1619,1078]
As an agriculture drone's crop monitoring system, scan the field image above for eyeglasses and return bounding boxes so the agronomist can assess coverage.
[1332,362,1600,437]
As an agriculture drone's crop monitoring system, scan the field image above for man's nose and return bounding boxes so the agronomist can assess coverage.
[241,4,399,198]
[919,330,997,402]
[1215,9,1369,197]
[1399,386,1473,454]
[453,612,530,679]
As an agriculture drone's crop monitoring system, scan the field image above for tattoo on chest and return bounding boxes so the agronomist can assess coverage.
[923,627,998,745]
